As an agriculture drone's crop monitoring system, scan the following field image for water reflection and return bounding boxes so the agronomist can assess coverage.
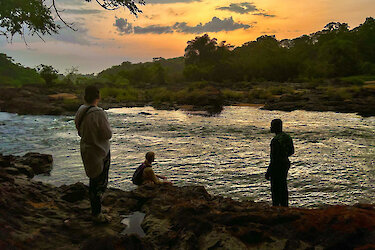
[121,211,146,237]
[0,107,374,208]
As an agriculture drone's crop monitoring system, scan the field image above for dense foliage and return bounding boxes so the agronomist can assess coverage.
[36,64,59,85]
[1,18,374,114]
[183,18,375,82]
[0,53,43,86]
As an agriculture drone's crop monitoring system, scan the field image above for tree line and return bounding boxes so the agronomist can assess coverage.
[183,18,375,82]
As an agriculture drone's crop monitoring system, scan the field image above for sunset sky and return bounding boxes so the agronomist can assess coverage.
[1,0,374,74]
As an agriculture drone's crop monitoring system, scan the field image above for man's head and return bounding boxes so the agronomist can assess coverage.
[84,85,100,105]
[145,151,155,164]
[271,119,283,134]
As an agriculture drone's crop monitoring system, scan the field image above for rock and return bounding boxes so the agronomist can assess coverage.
[0,155,12,168]
[263,88,375,117]
[0,170,14,183]
[20,152,53,175]
[60,182,88,203]
[14,163,34,178]
[4,167,19,175]
[200,230,248,250]
[0,153,375,249]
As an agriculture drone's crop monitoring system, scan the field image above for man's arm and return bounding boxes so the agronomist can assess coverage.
[288,137,295,156]
[266,139,280,180]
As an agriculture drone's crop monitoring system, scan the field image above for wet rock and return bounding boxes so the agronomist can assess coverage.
[20,152,53,175]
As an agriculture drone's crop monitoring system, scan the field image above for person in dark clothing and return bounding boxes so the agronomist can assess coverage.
[265,119,294,207]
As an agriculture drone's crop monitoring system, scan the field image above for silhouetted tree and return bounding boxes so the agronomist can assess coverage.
[0,0,145,40]
[184,34,234,81]
[37,64,58,85]
[185,34,219,65]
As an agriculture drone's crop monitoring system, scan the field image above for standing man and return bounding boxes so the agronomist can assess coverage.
[75,85,112,223]
[265,119,294,207]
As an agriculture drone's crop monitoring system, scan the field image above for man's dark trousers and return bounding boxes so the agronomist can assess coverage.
[89,152,110,216]
[270,171,288,207]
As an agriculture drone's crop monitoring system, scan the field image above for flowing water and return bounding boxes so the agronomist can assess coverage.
[0,106,374,208]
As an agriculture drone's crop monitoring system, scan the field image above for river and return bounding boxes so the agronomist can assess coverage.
[0,106,374,208]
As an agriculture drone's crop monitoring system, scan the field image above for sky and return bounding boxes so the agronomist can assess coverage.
[1,0,374,74]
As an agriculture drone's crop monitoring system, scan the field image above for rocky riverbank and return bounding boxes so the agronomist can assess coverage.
[1,153,375,249]
[0,85,223,116]
[263,87,375,117]
[1,84,375,117]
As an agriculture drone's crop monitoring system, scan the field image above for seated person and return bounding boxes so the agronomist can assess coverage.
[133,152,170,185]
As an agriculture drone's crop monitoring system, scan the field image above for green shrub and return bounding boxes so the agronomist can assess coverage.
[222,89,245,101]
[339,76,365,85]
[268,86,294,95]
[325,86,360,100]
[248,88,273,100]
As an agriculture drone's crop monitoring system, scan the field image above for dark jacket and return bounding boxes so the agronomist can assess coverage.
[267,132,294,178]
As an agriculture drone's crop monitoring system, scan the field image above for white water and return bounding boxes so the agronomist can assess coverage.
[0,106,374,207]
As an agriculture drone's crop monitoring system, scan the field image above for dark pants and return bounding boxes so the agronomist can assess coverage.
[271,173,288,207]
[89,152,110,216]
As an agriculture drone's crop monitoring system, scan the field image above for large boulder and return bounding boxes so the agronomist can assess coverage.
[60,182,88,203]
[20,152,53,175]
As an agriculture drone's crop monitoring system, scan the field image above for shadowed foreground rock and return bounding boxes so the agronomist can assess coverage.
[0,153,374,249]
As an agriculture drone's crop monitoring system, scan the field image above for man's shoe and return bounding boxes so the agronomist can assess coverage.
[92,213,111,224]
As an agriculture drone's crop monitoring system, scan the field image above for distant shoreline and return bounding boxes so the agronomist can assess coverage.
[0,84,374,117]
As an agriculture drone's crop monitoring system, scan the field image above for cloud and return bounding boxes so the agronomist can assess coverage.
[56,0,87,6]
[253,13,276,18]
[144,14,160,20]
[146,0,200,4]
[62,9,103,15]
[54,21,95,45]
[134,25,173,34]
[217,2,276,17]
[114,18,134,34]
[217,2,258,14]
[114,18,173,34]
[114,16,251,35]
[173,17,250,33]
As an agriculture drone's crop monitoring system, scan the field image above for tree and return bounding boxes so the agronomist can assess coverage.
[0,0,145,40]
[0,53,43,86]
[36,64,58,85]
[63,66,79,85]
[0,0,59,41]
[185,34,218,65]
[184,34,233,81]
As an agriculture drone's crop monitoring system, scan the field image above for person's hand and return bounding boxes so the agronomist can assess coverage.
[156,175,167,180]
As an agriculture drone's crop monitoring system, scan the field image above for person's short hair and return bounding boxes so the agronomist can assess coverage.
[145,152,155,162]
[271,119,283,132]
[84,85,100,104]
